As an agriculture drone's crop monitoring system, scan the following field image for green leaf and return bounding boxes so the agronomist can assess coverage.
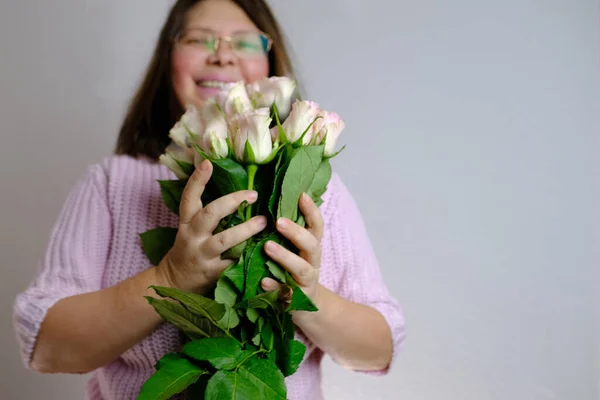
[282,311,295,340]
[268,150,291,219]
[145,297,213,339]
[295,214,306,229]
[158,180,187,215]
[137,356,207,400]
[266,260,287,283]
[215,276,241,331]
[252,331,262,347]
[252,317,265,347]
[205,370,250,400]
[307,159,331,204]
[260,321,275,351]
[246,308,260,323]
[150,286,226,326]
[155,352,184,370]
[175,159,196,177]
[277,340,306,377]
[239,290,280,310]
[268,347,278,365]
[243,238,271,301]
[223,257,245,292]
[209,157,248,196]
[278,145,324,221]
[286,276,318,312]
[221,240,246,260]
[205,357,287,400]
[215,276,239,306]
[183,338,242,370]
[139,227,177,266]
[275,144,292,172]
[218,305,241,331]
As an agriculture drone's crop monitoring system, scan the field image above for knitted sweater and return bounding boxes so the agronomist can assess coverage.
[13,154,406,400]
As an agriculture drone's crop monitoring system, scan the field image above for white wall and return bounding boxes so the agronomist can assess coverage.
[1,1,598,399]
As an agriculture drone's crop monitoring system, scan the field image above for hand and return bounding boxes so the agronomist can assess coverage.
[261,193,324,306]
[157,160,268,294]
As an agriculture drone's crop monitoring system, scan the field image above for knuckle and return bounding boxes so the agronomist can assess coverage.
[308,238,321,253]
[179,196,194,213]
[234,192,251,206]
[190,170,205,184]
[202,205,216,220]
[240,220,259,238]
[299,265,311,278]
[217,232,228,249]
[199,241,217,260]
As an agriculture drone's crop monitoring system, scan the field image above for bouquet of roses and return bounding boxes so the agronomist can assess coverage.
[137,76,345,400]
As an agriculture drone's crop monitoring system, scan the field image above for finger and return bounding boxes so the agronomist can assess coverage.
[261,278,293,303]
[276,217,321,267]
[190,190,258,235]
[300,193,324,241]
[264,241,315,286]
[180,160,212,224]
[205,216,267,257]
[261,277,281,291]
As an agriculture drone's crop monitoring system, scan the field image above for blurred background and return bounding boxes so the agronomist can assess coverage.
[1,0,598,399]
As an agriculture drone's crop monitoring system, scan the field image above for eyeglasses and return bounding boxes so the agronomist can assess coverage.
[174,28,273,58]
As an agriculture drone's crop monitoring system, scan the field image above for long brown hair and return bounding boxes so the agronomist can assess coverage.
[114,0,297,160]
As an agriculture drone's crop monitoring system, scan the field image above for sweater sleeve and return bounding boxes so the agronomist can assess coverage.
[12,163,112,368]
[327,173,406,375]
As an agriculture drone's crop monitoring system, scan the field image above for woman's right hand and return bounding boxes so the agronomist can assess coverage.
[157,159,267,294]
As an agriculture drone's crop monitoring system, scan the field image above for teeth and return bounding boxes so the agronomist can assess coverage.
[199,80,234,89]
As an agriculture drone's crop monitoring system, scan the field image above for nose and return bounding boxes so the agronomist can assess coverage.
[207,38,236,66]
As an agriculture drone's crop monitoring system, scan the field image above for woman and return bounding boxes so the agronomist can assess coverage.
[13,0,406,399]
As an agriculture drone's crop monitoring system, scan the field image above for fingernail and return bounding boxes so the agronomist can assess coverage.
[199,160,210,171]
[248,191,258,201]
[265,241,278,253]
[256,216,267,228]
[261,278,273,289]
[277,218,290,229]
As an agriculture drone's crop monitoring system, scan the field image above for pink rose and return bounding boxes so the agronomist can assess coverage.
[229,108,274,164]
[281,100,322,144]
[247,76,297,120]
[159,142,195,179]
[218,81,252,117]
[311,111,345,156]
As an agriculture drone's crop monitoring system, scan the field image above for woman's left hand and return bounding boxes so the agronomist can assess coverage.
[261,193,323,305]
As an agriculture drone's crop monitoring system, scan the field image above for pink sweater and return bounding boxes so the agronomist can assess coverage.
[13,154,406,400]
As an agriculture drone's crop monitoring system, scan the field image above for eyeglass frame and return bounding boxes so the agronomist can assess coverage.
[172,27,273,56]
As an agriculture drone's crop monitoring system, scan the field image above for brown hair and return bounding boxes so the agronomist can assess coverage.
[114,0,297,160]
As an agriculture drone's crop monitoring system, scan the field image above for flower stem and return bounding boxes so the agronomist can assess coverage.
[246,164,258,221]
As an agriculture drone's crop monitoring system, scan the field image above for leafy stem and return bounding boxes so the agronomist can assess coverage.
[245,164,258,221]
[235,349,265,373]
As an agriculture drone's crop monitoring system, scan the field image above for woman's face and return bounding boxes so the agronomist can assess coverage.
[171,0,270,111]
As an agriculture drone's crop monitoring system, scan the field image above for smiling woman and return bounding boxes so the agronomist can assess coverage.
[114,0,295,161]
[170,1,271,109]
[12,1,406,399]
